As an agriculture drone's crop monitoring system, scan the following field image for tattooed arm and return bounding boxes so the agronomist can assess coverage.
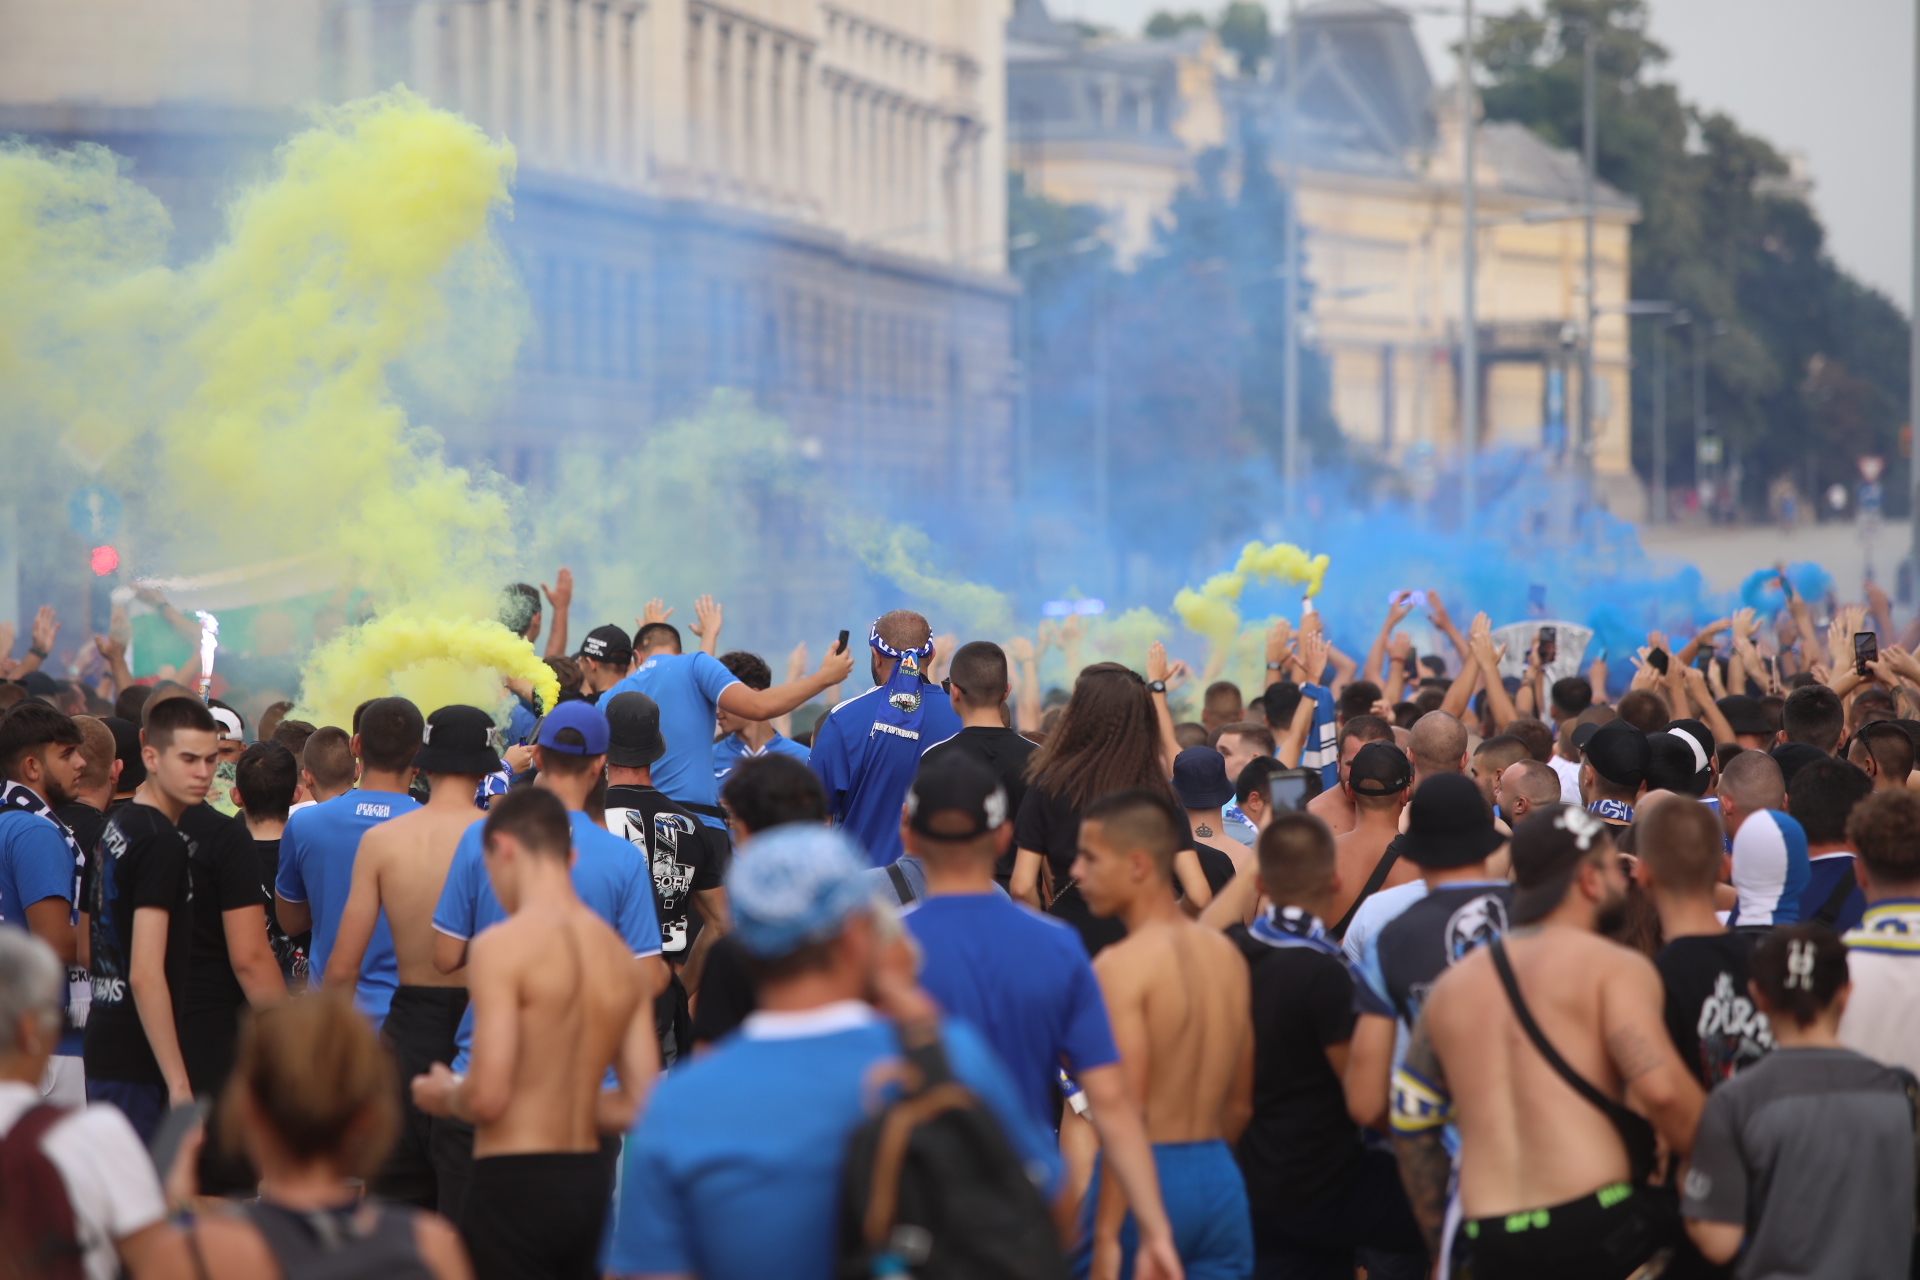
[1604,951,1706,1157]
[1390,1013,1454,1260]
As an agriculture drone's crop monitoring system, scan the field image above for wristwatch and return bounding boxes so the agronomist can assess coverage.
[1266,661,1284,671]
[1147,680,1167,694]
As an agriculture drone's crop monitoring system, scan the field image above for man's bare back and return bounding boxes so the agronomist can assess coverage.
[1412,925,1695,1216]
[463,894,646,1157]
[1095,917,1252,1142]
[1306,785,1355,837]
[349,806,477,988]
[1328,822,1418,927]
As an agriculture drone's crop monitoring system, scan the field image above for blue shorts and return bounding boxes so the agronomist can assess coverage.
[86,1077,166,1144]
[1072,1139,1253,1280]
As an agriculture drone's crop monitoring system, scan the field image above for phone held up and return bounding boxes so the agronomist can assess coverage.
[1854,632,1878,677]
[1267,768,1320,815]
[1536,626,1557,665]
[835,629,850,655]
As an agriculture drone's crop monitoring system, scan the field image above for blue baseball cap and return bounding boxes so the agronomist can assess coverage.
[535,700,610,756]
[728,825,873,958]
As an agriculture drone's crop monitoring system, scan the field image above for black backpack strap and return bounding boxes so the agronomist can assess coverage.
[1330,839,1400,941]
[886,863,914,906]
[1489,938,1654,1183]
[1811,861,1859,928]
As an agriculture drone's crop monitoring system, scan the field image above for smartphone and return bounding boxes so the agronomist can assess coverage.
[1537,626,1557,664]
[1649,648,1669,674]
[1267,768,1318,814]
[1854,632,1878,676]
[1777,572,1796,601]
[148,1097,210,1177]
[1695,649,1715,675]
[835,629,850,655]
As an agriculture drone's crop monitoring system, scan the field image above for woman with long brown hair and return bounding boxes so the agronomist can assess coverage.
[185,993,470,1280]
[1011,647,1215,953]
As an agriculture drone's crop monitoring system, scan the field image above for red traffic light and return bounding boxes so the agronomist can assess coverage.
[90,546,119,576]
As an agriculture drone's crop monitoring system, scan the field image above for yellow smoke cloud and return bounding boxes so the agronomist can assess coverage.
[1174,541,1330,653]
[1,91,546,723]
[298,614,558,729]
[845,520,1013,637]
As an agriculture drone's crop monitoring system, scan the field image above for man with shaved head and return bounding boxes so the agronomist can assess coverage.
[1407,711,1468,784]
[1495,759,1562,827]
[1718,750,1785,844]
[809,610,964,867]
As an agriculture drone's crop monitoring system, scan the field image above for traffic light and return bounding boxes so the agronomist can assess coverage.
[90,545,119,576]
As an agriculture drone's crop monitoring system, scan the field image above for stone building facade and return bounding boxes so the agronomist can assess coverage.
[1007,0,1644,512]
[0,0,1017,505]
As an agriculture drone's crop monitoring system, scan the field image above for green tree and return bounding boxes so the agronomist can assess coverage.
[1218,3,1273,77]
[1476,0,1910,518]
[1145,10,1209,38]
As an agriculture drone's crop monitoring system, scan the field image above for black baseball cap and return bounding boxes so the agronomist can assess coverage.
[1717,694,1772,738]
[579,624,633,666]
[1510,803,1613,923]
[1398,773,1504,869]
[414,705,503,775]
[1172,746,1234,809]
[1348,741,1412,796]
[1584,720,1650,789]
[104,716,144,791]
[605,692,666,769]
[905,753,1008,842]
[1644,731,1703,796]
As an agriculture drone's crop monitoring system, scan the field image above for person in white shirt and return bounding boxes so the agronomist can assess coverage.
[0,929,189,1280]
[1836,788,1920,1075]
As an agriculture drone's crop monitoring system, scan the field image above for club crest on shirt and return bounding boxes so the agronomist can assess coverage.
[1444,894,1508,963]
[889,690,922,714]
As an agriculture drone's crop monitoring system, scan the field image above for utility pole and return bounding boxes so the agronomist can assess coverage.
[1652,314,1667,525]
[1460,0,1478,524]
[1282,0,1301,517]
[1580,27,1598,484]
[1693,313,1709,514]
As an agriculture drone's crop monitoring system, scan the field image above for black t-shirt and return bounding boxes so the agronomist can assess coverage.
[85,802,193,1085]
[1655,931,1772,1089]
[603,784,728,960]
[253,838,308,984]
[690,934,758,1047]
[1013,784,1201,956]
[56,801,107,899]
[1374,880,1512,1028]
[1228,923,1366,1211]
[922,727,1037,876]
[178,804,267,1016]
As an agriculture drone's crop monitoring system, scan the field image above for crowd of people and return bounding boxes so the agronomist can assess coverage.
[0,573,1916,1280]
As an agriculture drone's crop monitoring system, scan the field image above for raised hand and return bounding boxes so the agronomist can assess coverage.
[785,641,809,683]
[1293,631,1331,684]
[819,636,857,684]
[29,605,59,656]
[93,629,127,666]
[689,595,723,654]
[641,598,673,625]
[1385,590,1415,628]
[1005,635,1036,665]
[1425,590,1453,630]
[1265,617,1293,667]
[1165,658,1193,692]
[1146,641,1170,685]
[542,567,573,610]
[1387,631,1413,663]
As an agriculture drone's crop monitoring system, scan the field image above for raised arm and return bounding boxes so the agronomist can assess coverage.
[1006,635,1043,734]
[540,568,573,659]
[717,640,856,721]
[1470,630,1516,732]
[1274,690,1314,768]
[1365,593,1415,686]
[1147,642,1179,777]
[1423,590,1469,667]
[689,595,724,657]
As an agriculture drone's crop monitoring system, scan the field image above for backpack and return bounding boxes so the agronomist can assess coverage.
[838,1036,1068,1280]
[0,1104,85,1280]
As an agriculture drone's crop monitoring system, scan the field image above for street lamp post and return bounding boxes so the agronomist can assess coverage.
[1910,0,1920,584]
[1580,28,1598,484]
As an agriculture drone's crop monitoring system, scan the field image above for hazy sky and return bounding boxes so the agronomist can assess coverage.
[1046,0,1914,313]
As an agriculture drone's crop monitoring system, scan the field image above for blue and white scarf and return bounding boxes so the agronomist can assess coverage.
[1247,903,1343,957]
[1,780,89,1032]
[1586,798,1634,823]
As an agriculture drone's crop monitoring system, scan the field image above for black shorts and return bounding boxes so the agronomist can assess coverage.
[1463,1183,1677,1280]
[461,1145,618,1280]
[378,986,469,1209]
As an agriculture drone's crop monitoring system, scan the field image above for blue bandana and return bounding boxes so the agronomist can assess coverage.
[1586,798,1634,823]
[1247,904,1342,958]
[869,624,935,664]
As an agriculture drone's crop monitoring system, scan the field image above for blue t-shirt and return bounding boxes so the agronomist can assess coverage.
[431,810,662,1072]
[1801,853,1867,933]
[274,790,419,1023]
[712,731,811,785]
[0,809,83,1052]
[809,670,962,867]
[606,653,741,822]
[607,1008,1058,1280]
[902,893,1119,1130]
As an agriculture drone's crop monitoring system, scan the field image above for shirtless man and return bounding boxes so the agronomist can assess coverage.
[1305,715,1395,837]
[1327,741,1416,937]
[1073,789,1253,1280]
[326,704,500,1209]
[414,786,656,1280]
[1391,805,1703,1279]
